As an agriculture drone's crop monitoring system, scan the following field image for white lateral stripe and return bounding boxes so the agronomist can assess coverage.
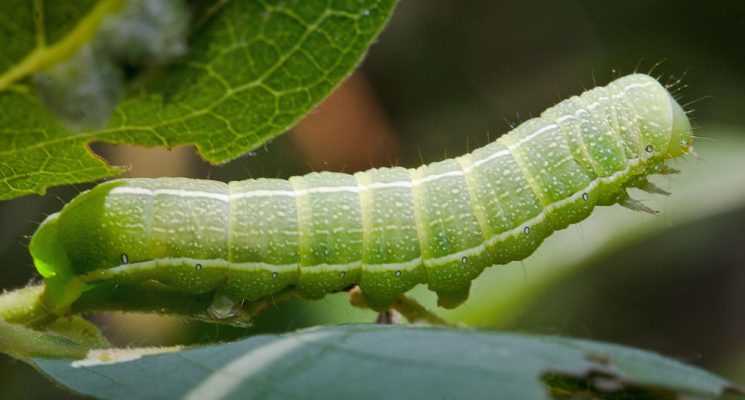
[109,157,505,200]
[110,172,471,200]
[80,257,424,282]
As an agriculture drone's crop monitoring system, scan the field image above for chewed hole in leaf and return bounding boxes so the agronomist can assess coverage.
[542,372,678,400]
[0,0,398,200]
[27,326,740,400]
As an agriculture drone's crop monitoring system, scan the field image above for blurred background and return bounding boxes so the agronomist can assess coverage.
[3,1,745,397]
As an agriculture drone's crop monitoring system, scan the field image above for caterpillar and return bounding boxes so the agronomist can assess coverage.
[30,74,693,324]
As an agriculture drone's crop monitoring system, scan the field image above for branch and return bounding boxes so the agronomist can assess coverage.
[348,287,453,326]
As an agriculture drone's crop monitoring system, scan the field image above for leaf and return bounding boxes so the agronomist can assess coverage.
[32,325,741,400]
[0,0,397,200]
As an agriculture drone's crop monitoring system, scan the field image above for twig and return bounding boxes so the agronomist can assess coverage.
[348,287,452,326]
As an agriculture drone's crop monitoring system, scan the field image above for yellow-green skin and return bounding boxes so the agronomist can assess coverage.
[30,74,693,320]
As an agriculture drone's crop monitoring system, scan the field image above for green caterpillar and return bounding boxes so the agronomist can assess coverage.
[30,74,693,323]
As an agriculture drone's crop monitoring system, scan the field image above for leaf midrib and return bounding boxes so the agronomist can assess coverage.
[0,0,126,91]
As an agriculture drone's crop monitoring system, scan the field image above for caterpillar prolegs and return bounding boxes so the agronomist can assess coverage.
[30,74,694,323]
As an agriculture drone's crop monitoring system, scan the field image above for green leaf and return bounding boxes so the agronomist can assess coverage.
[32,325,741,400]
[0,0,397,200]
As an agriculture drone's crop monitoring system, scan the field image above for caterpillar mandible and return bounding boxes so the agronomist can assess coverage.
[30,74,694,324]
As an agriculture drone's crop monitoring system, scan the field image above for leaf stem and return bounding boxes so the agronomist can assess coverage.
[0,285,51,325]
[0,0,125,91]
[0,285,96,359]
[0,318,89,359]
[348,287,453,326]
[391,295,453,326]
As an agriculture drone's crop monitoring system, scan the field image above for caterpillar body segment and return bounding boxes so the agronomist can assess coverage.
[30,74,694,322]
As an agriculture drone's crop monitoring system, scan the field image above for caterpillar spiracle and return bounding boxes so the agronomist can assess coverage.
[30,74,694,323]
